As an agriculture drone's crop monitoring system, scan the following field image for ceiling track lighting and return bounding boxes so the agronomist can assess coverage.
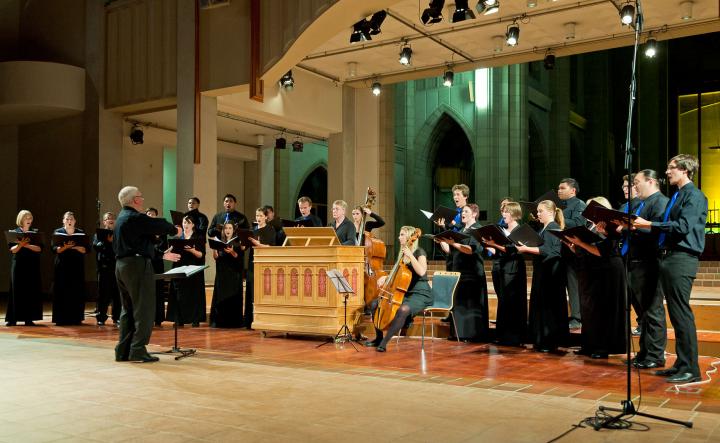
[399,44,413,66]
[644,37,657,58]
[543,51,556,70]
[279,70,294,90]
[526,0,537,8]
[443,68,454,87]
[421,0,445,25]
[451,0,475,23]
[505,22,520,46]
[129,124,144,145]
[620,2,635,26]
[480,0,500,15]
[349,10,386,43]
[275,136,287,150]
[292,139,304,152]
[371,81,382,96]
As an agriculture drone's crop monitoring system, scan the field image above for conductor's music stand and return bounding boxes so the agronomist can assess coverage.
[317,269,358,351]
[153,265,208,360]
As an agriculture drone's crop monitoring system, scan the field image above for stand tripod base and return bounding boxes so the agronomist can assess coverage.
[317,324,359,351]
[152,347,197,360]
[594,400,692,430]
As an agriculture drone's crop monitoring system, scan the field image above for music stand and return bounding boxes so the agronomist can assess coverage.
[317,269,358,351]
[153,265,208,360]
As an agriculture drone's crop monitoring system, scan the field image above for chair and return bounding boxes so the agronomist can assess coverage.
[421,271,461,350]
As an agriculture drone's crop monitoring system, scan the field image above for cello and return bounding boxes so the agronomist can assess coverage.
[373,228,421,331]
[356,188,387,305]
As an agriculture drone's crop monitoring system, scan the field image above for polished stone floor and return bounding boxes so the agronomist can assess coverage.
[2,319,720,442]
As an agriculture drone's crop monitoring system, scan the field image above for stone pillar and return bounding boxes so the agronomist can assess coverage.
[176,0,196,211]
[327,85,357,221]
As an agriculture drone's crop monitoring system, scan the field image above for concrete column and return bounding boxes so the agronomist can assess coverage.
[176,0,196,211]
[327,86,357,221]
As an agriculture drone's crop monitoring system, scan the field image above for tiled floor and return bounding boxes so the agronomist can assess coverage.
[2,320,720,442]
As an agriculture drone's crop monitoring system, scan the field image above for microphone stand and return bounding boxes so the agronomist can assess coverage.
[593,0,690,429]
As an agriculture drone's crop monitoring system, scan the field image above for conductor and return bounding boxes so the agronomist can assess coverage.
[114,186,181,363]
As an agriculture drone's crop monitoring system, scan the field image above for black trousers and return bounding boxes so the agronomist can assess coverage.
[628,259,666,364]
[96,267,121,323]
[115,257,156,359]
[658,251,699,376]
[565,259,582,322]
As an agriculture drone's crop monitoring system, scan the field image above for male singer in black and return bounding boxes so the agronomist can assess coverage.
[558,178,586,329]
[207,194,250,238]
[186,196,209,238]
[634,154,707,383]
[296,196,323,226]
[628,169,669,369]
[114,186,180,363]
[93,212,120,326]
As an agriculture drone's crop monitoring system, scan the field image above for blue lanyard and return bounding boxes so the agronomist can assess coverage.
[657,191,679,247]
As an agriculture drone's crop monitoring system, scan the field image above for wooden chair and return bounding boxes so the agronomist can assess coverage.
[421,271,461,350]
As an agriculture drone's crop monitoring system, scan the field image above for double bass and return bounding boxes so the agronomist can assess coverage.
[356,188,387,305]
[373,228,421,330]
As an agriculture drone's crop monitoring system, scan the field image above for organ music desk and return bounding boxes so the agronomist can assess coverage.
[253,228,365,337]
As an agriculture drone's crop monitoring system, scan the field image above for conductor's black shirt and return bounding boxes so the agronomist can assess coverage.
[114,206,177,259]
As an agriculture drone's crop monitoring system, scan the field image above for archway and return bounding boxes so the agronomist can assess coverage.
[431,115,474,215]
[295,166,328,225]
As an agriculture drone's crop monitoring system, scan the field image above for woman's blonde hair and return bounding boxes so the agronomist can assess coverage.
[400,226,420,254]
[537,200,565,230]
[16,210,32,227]
[503,202,522,221]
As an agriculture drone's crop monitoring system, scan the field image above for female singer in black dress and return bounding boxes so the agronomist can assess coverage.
[52,211,87,325]
[566,197,626,359]
[516,201,568,352]
[246,207,276,329]
[210,222,244,328]
[364,226,433,352]
[439,204,488,341]
[483,202,528,346]
[352,206,385,244]
[6,210,44,326]
[167,215,206,327]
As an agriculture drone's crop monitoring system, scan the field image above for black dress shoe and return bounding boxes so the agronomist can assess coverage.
[636,360,664,369]
[24,321,36,326]
[666,372,701,383]
[191,322,200,327]
[6,322,16,327]
[590,353,609,359]
[128,354,159,363]
[655,367,679,376]
[363,340,380,347]
[115,356,129,362]
[376,345,386,352]
[534,346,554,353]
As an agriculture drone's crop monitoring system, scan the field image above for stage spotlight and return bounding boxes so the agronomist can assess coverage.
[421,0,444,25]
[680,1,693,20]
[130,125,144,145]
[399,45,412,66]
[279,70,294,90]
[275,137,286,149]
[620,3,635,25]
[350,19,372,43]
[482,0,499,15]
[292,140,304,152]
[506,23,520,46]
[543,53,556,70]
[371,82,382,96]
[443,69,454,87]
[369,10,387,35]
[451,0,475,23]
[644,38,657,58]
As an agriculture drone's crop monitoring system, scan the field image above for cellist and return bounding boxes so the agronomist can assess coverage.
[364,226,433,352]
